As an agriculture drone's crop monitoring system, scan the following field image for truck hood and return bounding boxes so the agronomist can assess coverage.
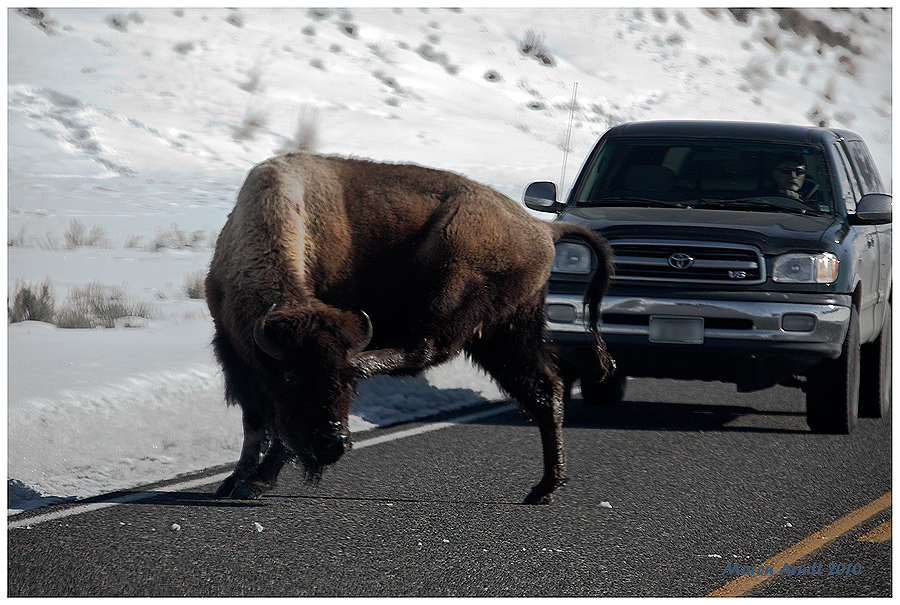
[562,206,843,255]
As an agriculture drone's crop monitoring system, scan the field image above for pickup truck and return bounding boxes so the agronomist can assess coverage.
[524,121,891,434]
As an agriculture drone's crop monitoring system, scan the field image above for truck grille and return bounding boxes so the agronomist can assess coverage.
[610,239,766,285]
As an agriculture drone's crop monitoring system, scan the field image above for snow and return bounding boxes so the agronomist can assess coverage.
[6,7,892,513]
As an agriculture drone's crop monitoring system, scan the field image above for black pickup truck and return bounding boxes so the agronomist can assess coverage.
[525,121,891,434]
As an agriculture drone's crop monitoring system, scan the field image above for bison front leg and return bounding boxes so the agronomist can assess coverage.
[351,339,449,378]
[216,421,265,498]
[217,414,287,499]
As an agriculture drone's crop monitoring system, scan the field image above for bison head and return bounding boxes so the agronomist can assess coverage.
[253,303,372,480]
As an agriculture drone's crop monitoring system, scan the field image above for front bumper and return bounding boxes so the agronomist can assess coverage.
[545,291,851,390]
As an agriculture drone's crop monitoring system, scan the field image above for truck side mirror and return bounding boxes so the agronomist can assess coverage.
[523,181,562,213]
[850,193,892,225]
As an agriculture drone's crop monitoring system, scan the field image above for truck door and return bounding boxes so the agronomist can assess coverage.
[846,139,892,325]
[832,142,879,340]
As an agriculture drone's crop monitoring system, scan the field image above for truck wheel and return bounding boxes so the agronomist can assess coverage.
[859,300,891,419]
[805,305,860,434]
[580,371,626,406]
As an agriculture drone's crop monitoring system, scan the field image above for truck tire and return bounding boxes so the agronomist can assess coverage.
[859,300,891,419]
[805,305,860,434]
[580,371,626,406]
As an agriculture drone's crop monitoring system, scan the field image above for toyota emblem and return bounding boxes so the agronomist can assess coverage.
[668,252,694,269]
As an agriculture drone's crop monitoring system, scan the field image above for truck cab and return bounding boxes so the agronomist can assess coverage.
[525,121,891,434]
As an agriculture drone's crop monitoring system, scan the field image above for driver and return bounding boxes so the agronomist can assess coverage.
[771,153,813,201]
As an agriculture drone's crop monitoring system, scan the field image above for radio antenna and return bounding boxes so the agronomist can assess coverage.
[560,82,579,193]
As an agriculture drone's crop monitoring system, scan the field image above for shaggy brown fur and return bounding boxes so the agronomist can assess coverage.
[206,153,613,504]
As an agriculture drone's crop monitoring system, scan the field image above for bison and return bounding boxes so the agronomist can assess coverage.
[205,153,613,504]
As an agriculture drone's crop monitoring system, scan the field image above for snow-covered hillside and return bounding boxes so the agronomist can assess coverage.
[7,7,892,512]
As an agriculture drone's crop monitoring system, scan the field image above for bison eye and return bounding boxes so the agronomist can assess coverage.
[283,370,303,387]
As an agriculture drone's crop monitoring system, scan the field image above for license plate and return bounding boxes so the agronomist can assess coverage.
[649,316,704,344]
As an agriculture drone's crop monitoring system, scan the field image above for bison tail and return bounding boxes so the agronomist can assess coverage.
[549,221,616,376]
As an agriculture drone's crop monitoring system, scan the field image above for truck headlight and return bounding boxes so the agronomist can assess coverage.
[772,252,839,284]
[552,241,593,274]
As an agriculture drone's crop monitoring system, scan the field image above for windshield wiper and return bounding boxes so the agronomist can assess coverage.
[579,196,687,209]
[697,198,827,216]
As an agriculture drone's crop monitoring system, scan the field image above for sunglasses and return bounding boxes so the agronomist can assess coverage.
[777,167,806,176]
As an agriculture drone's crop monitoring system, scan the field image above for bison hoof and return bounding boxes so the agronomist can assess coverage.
[214,475,239,498]
[522,490,554,505]
[214,475,268,499]
[522,478,567,505]
[228,481,267,499]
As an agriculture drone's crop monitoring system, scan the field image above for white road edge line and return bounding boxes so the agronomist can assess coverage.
[8,403,512,530]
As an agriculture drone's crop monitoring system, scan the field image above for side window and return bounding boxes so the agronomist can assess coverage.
[831,144,860,213]
[846,140,883,194]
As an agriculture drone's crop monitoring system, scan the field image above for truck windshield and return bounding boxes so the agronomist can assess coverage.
[573,139,834,215]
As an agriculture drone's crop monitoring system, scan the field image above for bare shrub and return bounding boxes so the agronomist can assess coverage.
[183,271,207,300]
[173,41,195,56]
[338,10,358,38]
[484,69,503,82]
[279,106,320,153]
[368,42,396,64]
[56,282,153,329]
[64,219,109,249]
[148,224,211,252]
[666,33,684,47]
[838,54,857,78]
[9,226,28,247]
[36,232,61,251]
[727,8,754,24]
[307,8,331,21]
[226,10,244,28]
[105,11,144,32]
[773,8,862,55]
[519,30,556,66]
[822,77,838,103]
[239,65,263,93]
[233,108,269,142]
[834,110,857,128]
[806,105,831,127]
[9,279,55,324]
[416,43,459,74]
[373,70,407,95]
[739,57,773,92]
[17,8,60,35]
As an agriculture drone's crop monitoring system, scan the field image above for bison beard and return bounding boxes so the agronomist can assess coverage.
[205,152,613,504]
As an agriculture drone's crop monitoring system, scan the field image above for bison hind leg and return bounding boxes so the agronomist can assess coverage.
[466,309,568,505]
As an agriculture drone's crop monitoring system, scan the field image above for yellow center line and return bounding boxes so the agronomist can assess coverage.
[706,491,891,598]
[857,518,892,543]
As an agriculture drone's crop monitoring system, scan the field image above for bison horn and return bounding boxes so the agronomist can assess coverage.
[254,304,285,361]
[348,310,374,357]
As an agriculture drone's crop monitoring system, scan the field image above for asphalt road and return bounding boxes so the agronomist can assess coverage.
[8,378,891,597]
